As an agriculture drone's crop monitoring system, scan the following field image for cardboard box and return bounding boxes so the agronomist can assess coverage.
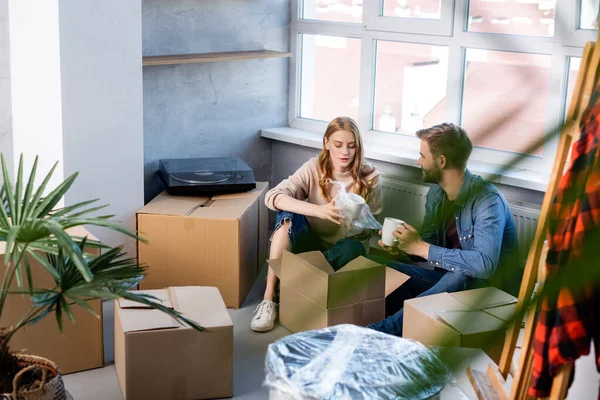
[137,182,269,308]
[0,226,103,374]
[403,287,517,362]
[269,250,410,333]
[114,286,233,400]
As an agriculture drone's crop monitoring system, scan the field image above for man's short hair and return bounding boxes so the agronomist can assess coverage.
[416,123,473,169]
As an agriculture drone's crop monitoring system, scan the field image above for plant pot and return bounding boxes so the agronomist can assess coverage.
[0,354,72,400]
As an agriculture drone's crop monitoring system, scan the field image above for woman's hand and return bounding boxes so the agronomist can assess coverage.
[314,200,345,225]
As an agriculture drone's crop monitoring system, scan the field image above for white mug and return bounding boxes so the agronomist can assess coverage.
[344,193,366,221]
[382,217,405,247]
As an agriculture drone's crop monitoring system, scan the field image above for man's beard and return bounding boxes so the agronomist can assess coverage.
[421,165,442,184]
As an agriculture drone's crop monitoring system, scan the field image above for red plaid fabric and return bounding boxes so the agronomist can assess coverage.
[530,86,600,398]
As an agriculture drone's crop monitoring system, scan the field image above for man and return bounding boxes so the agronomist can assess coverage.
[368,123,519,336]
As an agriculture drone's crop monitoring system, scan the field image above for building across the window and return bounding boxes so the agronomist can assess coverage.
[289,0,598,178]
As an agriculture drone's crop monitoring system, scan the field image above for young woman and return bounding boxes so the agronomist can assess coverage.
[251,116,383,332]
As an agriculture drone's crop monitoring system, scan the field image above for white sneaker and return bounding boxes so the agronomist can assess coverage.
[251,300,277,332]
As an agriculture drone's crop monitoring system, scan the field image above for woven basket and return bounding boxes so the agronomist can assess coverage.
[0,354,72,400]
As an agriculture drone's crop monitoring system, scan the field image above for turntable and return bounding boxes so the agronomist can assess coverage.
[158,157,256,196]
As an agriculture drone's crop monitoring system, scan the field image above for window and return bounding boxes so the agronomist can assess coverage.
[467,0,556,37]
[302,0,363,23]
[290,0,593,176]
[580,0,599,30]
[299,34,361,122]
[382,0,442,20]
[566,57,581,112]
[461,50,551,156]
[374,41,448,134]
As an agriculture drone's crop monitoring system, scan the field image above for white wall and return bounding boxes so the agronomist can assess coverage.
[59,0,144,255]
[0,0,14,177]
[5,0,144,256]
[8,0,64,190]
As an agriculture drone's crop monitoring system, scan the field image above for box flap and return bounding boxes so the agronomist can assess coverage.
[327,264,385,307]
[190,182,268,221]
[118,289,173,309]
[267,258,282,279]
[295,251,335,274]
[137,191,210,216]
[384,267,411,297]
[281,251,330,307]
[169,286,232,329]
[450,287,517,310]
[435,310,505,335]
[117,288,180,333]
[484,304,516,322]
[337,256,381,273]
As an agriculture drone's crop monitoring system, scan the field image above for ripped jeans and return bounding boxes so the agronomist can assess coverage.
[272,211,365,271]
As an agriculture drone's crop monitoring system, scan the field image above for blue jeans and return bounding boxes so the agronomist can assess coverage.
[272,211,365,271]
[366,258,468,336]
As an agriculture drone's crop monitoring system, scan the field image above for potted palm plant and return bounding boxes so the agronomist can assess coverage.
[0,154,203,399]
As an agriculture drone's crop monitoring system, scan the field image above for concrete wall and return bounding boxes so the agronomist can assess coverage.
[0,0,12,176]
[59,0,144,254]
[142,0,290,202]
[271,141,545,206]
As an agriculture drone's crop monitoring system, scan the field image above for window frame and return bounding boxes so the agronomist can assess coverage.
[289,0,594,178]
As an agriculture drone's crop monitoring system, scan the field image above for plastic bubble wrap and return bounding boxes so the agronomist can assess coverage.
[264,324,452,400]
[329,180,382,237]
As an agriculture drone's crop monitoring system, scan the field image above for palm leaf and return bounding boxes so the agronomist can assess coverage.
[66,295,99,319]
[23,255,34,294]
[20,156,39,223]
[24,160,59,219]
[14,154,24,224]
[54,300,63,333]
[59,296,76,324]
[50,199,102,218]
[1,154,16,223]
[33,172,78,218]
[43,220,93,282]
[25,247,60,281]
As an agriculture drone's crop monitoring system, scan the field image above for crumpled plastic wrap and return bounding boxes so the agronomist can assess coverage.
[330,180,382,237]
[264,324,453,400]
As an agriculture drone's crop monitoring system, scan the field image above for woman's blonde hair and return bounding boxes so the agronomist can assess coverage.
[317,116,375,202]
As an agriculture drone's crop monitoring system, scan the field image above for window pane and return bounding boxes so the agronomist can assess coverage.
[461,50,551,156]
[374,41,448,134]
[566,57,581,113]
[580,0,599,30]
[382,0,441,19]
[302,0,362,23]
[467,0,555,37]
[299,34,361,122]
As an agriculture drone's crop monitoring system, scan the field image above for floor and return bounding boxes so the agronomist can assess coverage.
[62,266,598,400]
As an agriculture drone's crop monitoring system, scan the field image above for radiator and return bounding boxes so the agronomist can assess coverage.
[380,177,541,266]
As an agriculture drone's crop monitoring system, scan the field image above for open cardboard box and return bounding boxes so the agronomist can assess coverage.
[403,287,518,362]
[137,182,269,308]
[114,286,233,400]
[269,250,410,333]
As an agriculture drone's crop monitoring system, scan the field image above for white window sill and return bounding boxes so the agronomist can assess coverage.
[261,127,550,192]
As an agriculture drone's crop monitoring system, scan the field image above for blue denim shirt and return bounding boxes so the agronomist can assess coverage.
[421,170,519,281]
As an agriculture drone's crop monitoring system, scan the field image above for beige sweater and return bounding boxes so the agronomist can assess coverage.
[265,157,383,249]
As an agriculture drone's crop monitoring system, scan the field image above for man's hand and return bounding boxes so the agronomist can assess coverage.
[377,230,400,255]
[393,223,430,259]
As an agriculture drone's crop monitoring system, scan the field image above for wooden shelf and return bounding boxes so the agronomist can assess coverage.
[143,50,292,66]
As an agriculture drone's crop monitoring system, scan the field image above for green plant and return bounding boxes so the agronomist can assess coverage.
[0,154,204,393]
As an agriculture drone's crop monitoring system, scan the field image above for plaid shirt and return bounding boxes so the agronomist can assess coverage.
[530,86,600,397]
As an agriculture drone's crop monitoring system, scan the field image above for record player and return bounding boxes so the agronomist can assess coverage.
[158,157,256,196]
